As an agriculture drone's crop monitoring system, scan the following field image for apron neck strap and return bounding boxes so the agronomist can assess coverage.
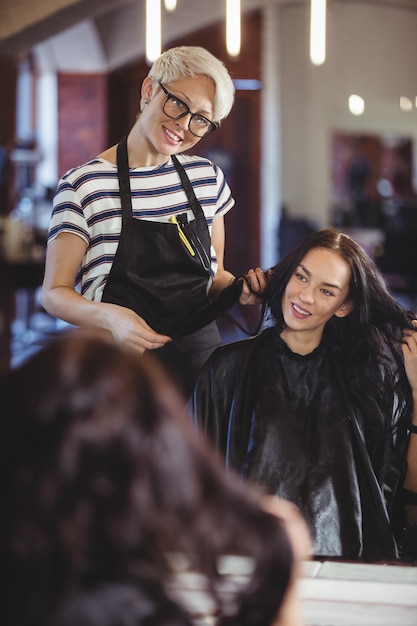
[171,155,204,219]
[116,134,133,222]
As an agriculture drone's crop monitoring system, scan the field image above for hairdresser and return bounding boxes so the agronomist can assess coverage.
[42,46,265,393]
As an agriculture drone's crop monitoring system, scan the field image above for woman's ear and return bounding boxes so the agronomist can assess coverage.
[141,76,154,102]
[335,299,354,318]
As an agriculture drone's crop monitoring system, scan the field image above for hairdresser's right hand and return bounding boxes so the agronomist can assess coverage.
[42,234,171,354]
[100,302,172,354]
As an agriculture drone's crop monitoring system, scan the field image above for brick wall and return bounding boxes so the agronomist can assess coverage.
[57,73,108,179]
[0,56,17,216]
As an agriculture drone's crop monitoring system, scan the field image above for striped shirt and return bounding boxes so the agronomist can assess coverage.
[48,153,235,302]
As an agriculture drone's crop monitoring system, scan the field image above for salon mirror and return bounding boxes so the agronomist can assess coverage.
[1,0,416,566]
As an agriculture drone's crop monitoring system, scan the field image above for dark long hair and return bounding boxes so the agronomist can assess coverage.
[0,330,293,626]
[264,228,414,434]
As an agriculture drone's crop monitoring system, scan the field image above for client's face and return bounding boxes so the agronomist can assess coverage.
[281,247,352,345]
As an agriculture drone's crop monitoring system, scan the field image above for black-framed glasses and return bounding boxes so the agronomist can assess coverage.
[158,82,218,138]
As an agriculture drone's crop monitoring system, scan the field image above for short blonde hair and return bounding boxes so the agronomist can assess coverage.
[146,46,235,124]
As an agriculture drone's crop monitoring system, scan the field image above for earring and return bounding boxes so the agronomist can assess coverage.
[144,99,149,104]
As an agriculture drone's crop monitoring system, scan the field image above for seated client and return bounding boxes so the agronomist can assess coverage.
[192,228,417,561]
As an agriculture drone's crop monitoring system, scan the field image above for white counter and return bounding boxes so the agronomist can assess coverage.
[168,557,417,626]
[299,560,417,626]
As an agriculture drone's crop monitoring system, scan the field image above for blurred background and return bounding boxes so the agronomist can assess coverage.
[0,0,417,369]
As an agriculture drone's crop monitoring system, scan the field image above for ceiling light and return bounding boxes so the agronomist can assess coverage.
[348,94,365,116]
[164,0,177,11]
[226,0,241,57]
[400,96,413,112]
[146,0,161,63]
[310,0,326,65]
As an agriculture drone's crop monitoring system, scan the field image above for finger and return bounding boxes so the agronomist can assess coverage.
[135,317,172,341]
[241,279,251,296]
[402,341,412,355]
[143,331,172,346]
[402,334,417,351]
[245,268,266,296]
[133,335,172,352]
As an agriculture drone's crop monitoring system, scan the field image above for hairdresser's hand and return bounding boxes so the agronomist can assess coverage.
[239,267,269,305]
[42,233,171,354]
[100,302,172,354]
[402,321,417,394]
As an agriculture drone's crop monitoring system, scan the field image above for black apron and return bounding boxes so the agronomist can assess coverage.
[101,134,216,337]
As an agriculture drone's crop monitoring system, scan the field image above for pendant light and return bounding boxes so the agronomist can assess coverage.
[146,0,161,63]
[226,0,241,57]
[310,0,326,65]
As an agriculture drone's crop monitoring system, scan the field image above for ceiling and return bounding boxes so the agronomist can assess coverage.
[0,0,276,72]
[1,0,417,72]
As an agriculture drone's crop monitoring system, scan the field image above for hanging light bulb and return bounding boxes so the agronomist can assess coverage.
[146,0,161,63]
[349,94,365,116]
[310,0,326,65]
[164,0,177,10]
[400,96,413,112]
[226,0,241,57]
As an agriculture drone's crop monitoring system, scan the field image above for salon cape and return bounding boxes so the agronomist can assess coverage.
[192,327,408,561]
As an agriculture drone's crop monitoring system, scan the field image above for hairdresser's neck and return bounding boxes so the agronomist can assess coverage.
[127,123,170,168]
[98,122,170,169]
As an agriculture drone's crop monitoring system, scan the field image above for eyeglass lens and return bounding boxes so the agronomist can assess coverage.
[162,89,214,137]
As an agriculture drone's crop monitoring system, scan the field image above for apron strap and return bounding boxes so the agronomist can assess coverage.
[116,134,133,223]
[116,135,205,222]
[171,155,205,220]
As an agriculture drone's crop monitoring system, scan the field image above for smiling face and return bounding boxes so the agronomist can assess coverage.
[139,74,216,162]
[280,247,353,353]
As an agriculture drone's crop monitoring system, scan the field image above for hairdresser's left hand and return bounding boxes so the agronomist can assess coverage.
[402,321,417,394]
[239,267,269,305]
